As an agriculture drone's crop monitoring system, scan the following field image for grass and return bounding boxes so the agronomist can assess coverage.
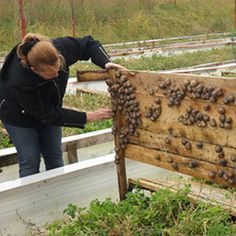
[70,45,236,76]
[0,0,235,51]
[45,187,236,236]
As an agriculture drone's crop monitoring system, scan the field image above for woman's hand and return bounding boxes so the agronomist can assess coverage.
[105,62,126,70]
[86,108,113,122]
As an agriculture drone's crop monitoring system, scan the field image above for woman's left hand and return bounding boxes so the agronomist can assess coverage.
[105,62,126,70]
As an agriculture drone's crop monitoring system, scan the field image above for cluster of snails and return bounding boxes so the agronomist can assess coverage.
[144,97,162,121]
[159,78,226,108]
[159,79,185,107]
[217,106,233,129]
[177,105,233,129]
[216,170,235,184]
[215,145,227,166]
[106,70,142,150]
[182,80,223,103]
[178,106,212,128]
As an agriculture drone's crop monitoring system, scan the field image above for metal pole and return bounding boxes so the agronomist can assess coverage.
[18,0,26,39]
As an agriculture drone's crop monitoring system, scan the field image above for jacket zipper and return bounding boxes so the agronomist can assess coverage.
[99,46,111,62]
[52,80,61,106]
[0,99,6,109]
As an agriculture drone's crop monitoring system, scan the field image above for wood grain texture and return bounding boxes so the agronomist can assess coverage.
[128,129,236,169]
[125,144,236,187]
[110,69,236,188]
[77,70,110,81]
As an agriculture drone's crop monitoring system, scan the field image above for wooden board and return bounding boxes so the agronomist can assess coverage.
[109,70,236,192]
[128,129,236,169]
[0,128,113,168]
[77,70,109,82]
[125,144,236,187]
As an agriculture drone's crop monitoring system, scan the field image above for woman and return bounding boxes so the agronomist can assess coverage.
[0,33,124,177]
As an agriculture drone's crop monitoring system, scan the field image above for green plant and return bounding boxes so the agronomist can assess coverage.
[0,0,235,51]
[46,187,236,236]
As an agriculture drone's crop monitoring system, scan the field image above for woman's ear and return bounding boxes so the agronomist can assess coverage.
[30,66,36,73]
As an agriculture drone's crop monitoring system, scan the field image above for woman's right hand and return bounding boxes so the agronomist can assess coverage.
[86,108,113,122]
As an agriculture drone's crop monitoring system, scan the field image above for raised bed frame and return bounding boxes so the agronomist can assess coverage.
[107,69,236,207]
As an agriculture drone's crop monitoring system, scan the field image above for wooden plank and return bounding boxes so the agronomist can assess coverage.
[141,120,235,148]
[125,143,236,188]
[77,70,110,82]
[110,40,232,57]
[128,129,236,169]
[128,178,236,215]
[129,94,236,148]
[0,128,113,168]
[108,70,128,200]
[121,71,236,104]
[115,71,236,147]
[104,33,231,48]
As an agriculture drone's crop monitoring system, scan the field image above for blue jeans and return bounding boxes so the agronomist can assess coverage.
[2,121,64,177]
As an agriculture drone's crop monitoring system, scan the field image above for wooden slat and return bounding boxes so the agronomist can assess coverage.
[116,71,236,148]
[128,178,236,215]
[135,94,236,126]
[0,129,113,168]
[124,94,236,147]
[123,71,236,104]
[128,129,236,169]
[141,121,234,147]
[77,70,110,82]
[110,40,232,57]
[125,143,236,188]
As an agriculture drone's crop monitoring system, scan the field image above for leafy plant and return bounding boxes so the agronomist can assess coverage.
[46,187,236,236]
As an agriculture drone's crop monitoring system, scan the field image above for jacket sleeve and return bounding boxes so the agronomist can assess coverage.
[12,85,87,128]
[53,36,111,68]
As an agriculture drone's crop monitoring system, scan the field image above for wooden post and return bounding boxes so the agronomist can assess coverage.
[18,0,26,39]
[70,0,76,37]
[67,143,78,163]
[235,0,236,28]
[109,70,128,200]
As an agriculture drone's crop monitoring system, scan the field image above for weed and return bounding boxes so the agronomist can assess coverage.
[45,187,236,235]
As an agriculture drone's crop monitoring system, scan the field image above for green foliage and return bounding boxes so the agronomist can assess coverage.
[63,91,111,111]
[62,119,112,136]
[69,45,236,76]
[46,187,236,235]
[62,91,112,136]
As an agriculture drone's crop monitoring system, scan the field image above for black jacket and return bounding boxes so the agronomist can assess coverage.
[0,36,111,128]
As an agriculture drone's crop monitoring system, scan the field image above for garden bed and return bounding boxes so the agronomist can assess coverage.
[45,186,236,236]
